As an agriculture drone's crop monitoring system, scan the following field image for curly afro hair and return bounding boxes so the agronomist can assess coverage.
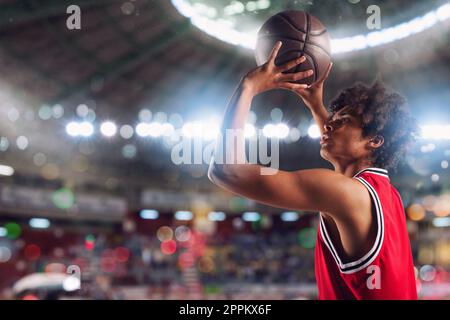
[330,80,420,170]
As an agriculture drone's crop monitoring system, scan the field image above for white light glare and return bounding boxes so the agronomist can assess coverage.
[262,124,276,138]
[208,211,226,221]
[175,210,193,221]
[281,211,299,222]
[276,123,290,139]
[136,123,150,137]
[242,211,261,222]
[171,0,450,54]
[79,122,94,137]
[308,124,321,139]
[148,122,163,137]
[63,276,81,291]
[182,121,219,140]
[100,121,117,137]
[161,123,175,137]
[29,218,50,229]
[0,164,14,176]
[421,125,450,140]
[437,3,450,20]
[66,122,79,137]
[432,217,450,227]
[245,123,256,138]
[66,121,94,137]
[136,122,172,138]
[140,209,159,219]
[262,123,290,138]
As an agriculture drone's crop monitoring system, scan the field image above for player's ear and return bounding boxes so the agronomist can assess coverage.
[368,135,384,149]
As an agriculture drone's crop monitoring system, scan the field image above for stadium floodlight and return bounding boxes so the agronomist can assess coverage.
[136,123,150,137]
[308,124,321,139]
[171,0,450,54]
[281,211,299,222]
[175,210,193,221]
[421,125,450,140]
[29,218,50,229]
[100,121,117,137]
[0,164,14,176]
[242,211,261,222]
[432,217,450,227]
[208,211,226,221]
[78,122,94,137]
[140,209,159,219]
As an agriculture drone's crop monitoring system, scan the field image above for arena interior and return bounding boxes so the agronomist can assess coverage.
[0,0,449,300]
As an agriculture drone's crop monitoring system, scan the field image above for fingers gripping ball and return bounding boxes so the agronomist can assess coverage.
[255,10,332,86]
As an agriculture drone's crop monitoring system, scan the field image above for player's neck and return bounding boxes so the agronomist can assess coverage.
[334,160,374,178]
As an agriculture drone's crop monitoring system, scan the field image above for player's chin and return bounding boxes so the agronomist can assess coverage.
[320,142,337,158]
[319,146,331,160]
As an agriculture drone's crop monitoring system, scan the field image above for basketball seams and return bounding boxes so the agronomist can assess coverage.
[258,34,307,44]
[277,12,327,37]
[276,13,308,34]
[304,12,310,49]
[256,10,331,86]
[305,13,317,82]
[309,29,328,36]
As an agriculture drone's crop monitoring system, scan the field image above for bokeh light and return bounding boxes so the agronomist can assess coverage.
[115,247,130,263]
[5,222,21,240]
[198,256,215,273]
[407,204,426,221]
[178,252,195,269]
[307,124,321,139]
[52,188,75,210]
[24,244,41,261]
[157,226,174,242]
[298,228,317,249]
[85,234,95,251]
[100,121,117,137]
[420,265,437,281]
[175,226,191,242]
[0,246,12,263]
[161,240,177,255]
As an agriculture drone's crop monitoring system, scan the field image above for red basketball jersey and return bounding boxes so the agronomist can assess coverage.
[315,167,418,300]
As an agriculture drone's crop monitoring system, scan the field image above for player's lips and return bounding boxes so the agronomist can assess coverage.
[320,134,331,145]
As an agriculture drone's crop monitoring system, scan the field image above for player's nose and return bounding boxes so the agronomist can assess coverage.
[324,122,333,132]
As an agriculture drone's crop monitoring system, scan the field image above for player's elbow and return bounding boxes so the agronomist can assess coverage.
[208,163,225,184]
[207,164,219,184]
[208,163,235,187]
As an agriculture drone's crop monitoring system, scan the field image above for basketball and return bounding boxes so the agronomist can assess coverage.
[255,10,332,86]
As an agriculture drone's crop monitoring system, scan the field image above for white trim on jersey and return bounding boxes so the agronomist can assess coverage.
[352,167,389,179]
[319,176,385,274]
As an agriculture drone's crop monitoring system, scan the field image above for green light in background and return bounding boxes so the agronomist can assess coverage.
[298,228,317,249]
[204,285,222,295]
[5,222,21,239]
[52,188,75,209]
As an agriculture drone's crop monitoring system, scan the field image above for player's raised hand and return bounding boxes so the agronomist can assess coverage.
[242,41,313,95]
[289,62,333,110]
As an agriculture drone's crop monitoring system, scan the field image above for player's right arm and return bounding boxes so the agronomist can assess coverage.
[207,44,367,223]
[291,62,333,136]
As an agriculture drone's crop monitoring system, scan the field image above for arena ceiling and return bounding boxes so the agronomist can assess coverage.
[0,0,449,199]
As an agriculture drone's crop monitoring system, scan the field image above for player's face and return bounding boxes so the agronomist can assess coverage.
[319,106,372,166]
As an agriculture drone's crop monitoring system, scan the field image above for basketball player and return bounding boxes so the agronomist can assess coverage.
[208,42,419,299]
